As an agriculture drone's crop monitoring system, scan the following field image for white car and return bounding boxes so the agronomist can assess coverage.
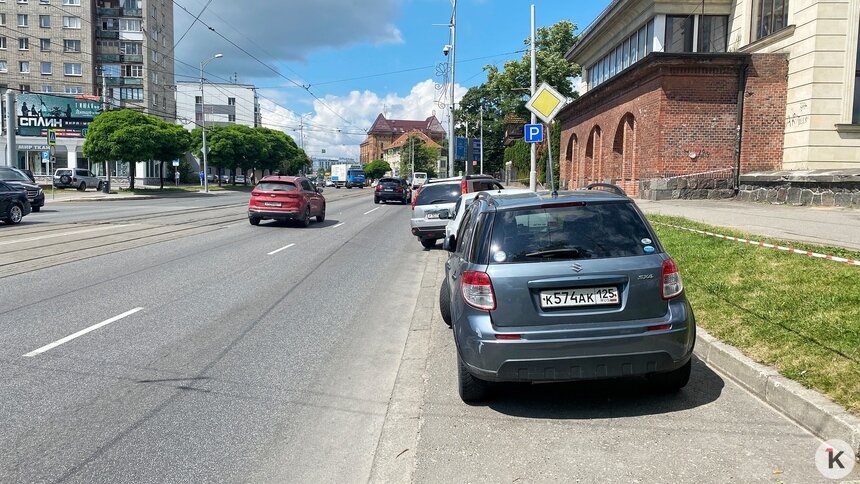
[412,172,428,188]
[443,188,533,239]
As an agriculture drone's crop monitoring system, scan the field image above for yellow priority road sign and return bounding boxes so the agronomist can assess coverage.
[525,83,568,124]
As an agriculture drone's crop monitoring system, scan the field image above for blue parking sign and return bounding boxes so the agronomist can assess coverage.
[524,124,544,143]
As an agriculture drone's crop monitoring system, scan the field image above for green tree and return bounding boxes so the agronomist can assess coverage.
[364,159,391,181]
[397,135,438,178]
[83,109,184,190]
[151,123,192,189]
[258,127,303,174]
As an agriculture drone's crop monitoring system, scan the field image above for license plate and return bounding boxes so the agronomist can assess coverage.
[384,188,393,192]
[426,213,439,219]
[264,201,281,207]
[540,287,619,308]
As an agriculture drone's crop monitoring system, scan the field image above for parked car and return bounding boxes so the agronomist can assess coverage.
[207,173,220,183]
[235,175,247,184]
[440,184,695,402]
[247,176,326,227]
[53,168,104,191]
[374,177,411,204]
[410,180,462,248]
[325,178,336,188]
[442,188,532,239]
[410,176,505,249]
[0,181,32,225]
[0,167,44,212]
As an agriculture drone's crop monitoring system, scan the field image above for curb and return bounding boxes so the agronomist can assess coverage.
[695,328,860,456]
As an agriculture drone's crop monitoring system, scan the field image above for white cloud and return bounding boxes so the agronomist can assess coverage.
[260,80,468,160]
[175,0,403,80]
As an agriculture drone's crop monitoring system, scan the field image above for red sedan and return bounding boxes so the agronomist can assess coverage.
[248,176,326,227]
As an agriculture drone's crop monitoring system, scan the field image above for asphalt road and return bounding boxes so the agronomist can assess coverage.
[0,191,856,482]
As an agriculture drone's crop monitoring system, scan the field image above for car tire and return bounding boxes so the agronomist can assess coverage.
[457,352,489,402]
[249,216,261,226]
[374,197,380,204]
[648,359,692,392]
[439,278,452,328]
[4,203,24,225]
[300,206,311,227]
[32,206,41,213]
[316,204,325,223]
[420,238,437,249]
[78,182,87,191]
[98,181,104,191]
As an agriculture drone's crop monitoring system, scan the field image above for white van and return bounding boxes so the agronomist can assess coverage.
[412,172,428,188]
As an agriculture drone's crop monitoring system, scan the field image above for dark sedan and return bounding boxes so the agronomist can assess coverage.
[374,177,411,204]
[0,181,32,225]
[0,167,44,212]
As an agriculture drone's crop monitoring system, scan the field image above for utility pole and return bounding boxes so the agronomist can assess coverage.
[479,104,484,175]
[447,0,457,178]
[101,72,111,192]
[4,90,15,168]
[410,135,414,179]
[529,4,537,191]
[200,53,223,193]
[464,120,470,176]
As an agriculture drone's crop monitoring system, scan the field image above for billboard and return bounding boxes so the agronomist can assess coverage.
[16,93,102,138]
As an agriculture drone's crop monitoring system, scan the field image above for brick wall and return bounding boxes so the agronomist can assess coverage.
[557,53,787,197]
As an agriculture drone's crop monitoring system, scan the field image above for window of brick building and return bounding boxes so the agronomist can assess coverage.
[753,0,789,41]
[699,16,728,52]
[665,15,694,53]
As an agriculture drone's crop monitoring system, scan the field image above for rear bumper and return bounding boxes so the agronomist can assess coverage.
[377,191,407,201]
[411,225,446,240]
[248,208,301,220]
[455,299,696,382]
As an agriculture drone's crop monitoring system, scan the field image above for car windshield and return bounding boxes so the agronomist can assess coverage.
[415,183,461,205]
[0,169,31,182]
[488,202,655,263]
[256,182,297,192]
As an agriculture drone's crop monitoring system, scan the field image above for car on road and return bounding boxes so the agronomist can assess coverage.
[248,176,326,227]
[374,177,411,204]
[325,178,335,188]
[410,176,505,249]
[0,167,45,212]
[411,172,428,188]
[206,173,220,183]
[440,185,695,402]
[0,181,32,225]
[53,168,104,191]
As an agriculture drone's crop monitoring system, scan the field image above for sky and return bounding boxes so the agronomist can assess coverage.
[173,0,611,160]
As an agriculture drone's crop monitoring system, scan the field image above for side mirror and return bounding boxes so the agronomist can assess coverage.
[438,209,451,220]
[443,234,457,252]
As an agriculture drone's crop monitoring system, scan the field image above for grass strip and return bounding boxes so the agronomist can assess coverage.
[647,214,860,415]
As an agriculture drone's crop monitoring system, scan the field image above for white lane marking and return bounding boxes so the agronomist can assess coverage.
[267,243,295,255]
[23,307,144,357]
[332,223,345,228]
[363,207,381,215]
[0,224,138,246]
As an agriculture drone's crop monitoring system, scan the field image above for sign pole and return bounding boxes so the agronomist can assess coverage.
[5,91,15,168]
[529,4,537,191]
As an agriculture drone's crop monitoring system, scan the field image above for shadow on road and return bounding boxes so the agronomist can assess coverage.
[252,218,342,229]
[483,357,724,419]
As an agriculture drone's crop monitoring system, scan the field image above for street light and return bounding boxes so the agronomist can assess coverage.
[200,53,223,193]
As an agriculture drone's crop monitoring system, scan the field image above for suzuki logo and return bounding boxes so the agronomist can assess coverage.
[571,263,583,273]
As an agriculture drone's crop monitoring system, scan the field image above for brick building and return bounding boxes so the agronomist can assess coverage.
[557,0,860,198]
[359,114,446,164]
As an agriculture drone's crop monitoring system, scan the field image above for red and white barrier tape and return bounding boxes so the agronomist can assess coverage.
[653,222,860,268]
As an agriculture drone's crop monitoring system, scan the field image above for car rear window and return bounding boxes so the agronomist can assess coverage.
[415,183,461,206]
[488,202,656,263]
[256,182,297,192]
[56,169,72,176]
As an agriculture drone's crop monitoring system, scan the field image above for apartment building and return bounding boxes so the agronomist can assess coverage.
[0,0,175,176]
[175,81,261,131]
[557,0,860,201]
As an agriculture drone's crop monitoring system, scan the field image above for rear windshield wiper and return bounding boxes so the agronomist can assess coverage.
[426,199,451,205]
[524,248,588,259]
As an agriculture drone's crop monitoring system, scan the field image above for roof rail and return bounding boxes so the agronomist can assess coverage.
[584,183,627,196]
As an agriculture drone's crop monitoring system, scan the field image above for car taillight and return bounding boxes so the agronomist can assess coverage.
[411,188,419,210]
[395,186,403,193]
[460,178,468,194]
[661,258,683,299]
[461,271,496,310]
[375,184,382,192]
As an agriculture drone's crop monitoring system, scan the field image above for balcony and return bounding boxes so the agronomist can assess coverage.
[97,7,121,16]
[122,8,143,17]
[96,53,121,62]
[121,54,143,63]
[96,29,120,39]
[105,77,144,86]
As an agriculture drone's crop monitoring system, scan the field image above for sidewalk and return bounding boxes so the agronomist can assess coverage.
[636,198,860,251]
[41,185,240,203]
